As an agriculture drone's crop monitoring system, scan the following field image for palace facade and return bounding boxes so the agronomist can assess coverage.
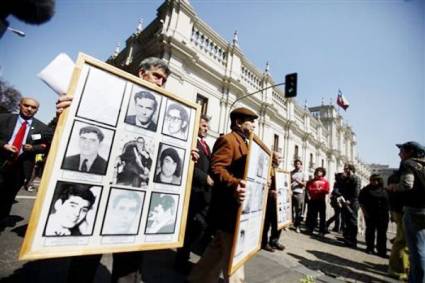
[107,0,371,185]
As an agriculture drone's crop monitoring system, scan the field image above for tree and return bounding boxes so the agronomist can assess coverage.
[0,79,22,113]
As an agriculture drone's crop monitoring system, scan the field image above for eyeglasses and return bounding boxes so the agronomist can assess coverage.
[166,114,182,122]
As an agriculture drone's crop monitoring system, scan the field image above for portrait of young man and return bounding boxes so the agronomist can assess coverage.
[124,90,160,132]
[153,143,184,186]
[44,182,100,237]
[145,193,178,234]
[162,102,190,140]
[62,123,111,175]
[102,189,144,235]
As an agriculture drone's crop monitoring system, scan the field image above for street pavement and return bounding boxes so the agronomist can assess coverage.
[1,183,401,283]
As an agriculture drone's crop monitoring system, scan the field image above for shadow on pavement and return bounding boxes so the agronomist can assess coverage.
[288,251,391,283]
[0,257,111,283]
[11,224,28,238]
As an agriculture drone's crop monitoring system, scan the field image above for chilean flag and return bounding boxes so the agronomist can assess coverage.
[336,89,349,111]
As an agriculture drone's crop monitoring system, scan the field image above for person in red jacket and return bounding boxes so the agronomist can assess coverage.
[305,167,330,237]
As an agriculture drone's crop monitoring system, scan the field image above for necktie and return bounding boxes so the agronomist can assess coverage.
[12,121,27,155]
[200,138,210,156]
[81,159,88,172]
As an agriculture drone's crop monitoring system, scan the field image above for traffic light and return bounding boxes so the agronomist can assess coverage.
[285,73,297,98]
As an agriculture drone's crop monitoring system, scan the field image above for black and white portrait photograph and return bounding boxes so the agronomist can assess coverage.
[242,182,264,214]
[153,143,185,186]
[62,121,114,175]
[247,142,270,180]
[114,134,154,188]
[234,220,248,258]
[161,100,190,141]
[101,188,145,235]
[145,192,179,234]
[76,67,127,127]
[256,153,266,178]
[43,181,102,237]
[124,87,162,132]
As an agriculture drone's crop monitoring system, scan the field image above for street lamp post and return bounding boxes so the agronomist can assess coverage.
[224,72,297,132]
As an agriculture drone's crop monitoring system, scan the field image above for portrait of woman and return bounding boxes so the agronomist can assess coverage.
[153,146,183,186]
[116,137,153,188]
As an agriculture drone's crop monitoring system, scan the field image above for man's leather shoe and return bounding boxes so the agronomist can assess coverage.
[271,242,285,251]
[262,244,275,252]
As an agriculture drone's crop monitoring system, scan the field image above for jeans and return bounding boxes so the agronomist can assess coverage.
[403,207,425,283]
[292,192,304,227]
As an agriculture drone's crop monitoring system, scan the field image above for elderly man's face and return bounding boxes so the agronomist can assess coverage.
[55,196,91,229]
[79,132,101,157]
[239,118,256,135]
[166,109,185,134]
[136,139,145,152]
[139,66,168,87]
[162,155,177,177]
[19,98,39,119]
[135,98,156,125]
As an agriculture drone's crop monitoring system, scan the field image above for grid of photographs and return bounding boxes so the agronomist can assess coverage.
[230,136,271,275]
[275,170,292,229]
[20,56,199,260]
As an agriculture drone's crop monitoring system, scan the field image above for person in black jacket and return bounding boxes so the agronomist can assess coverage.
[0,97,52,222]
[175,114,214,273]
[340,163,361,248]
[326,172,345,233]
[359,174,390,256]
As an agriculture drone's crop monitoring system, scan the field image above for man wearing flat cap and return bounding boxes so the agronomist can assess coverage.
[188,107,258,283]
[388,141,425,283]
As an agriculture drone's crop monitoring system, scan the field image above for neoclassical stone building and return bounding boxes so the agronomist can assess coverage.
[107,0,371,185]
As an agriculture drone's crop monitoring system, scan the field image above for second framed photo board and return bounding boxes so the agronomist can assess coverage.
[275,170,292,230]
[228,134,272,275]
[20,53,200,260]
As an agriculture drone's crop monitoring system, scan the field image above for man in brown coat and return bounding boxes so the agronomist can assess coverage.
[188,107,258,283]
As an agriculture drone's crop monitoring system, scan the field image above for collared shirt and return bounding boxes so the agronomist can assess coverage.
[79,154,97,172]
[135,118,152,129]
[291,169,305,194]
[8,116,33,155]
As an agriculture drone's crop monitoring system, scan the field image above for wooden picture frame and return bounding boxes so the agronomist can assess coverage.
[20,53,200,260]
[275,169,292,230]
[228,134,272,275]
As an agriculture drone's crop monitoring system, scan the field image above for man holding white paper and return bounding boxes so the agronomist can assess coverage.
[58,57,170,283]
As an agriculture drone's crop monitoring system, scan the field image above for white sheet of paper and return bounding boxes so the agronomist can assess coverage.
[38,53,75,95]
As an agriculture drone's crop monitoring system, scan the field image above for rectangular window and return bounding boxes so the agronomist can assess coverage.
[196,94,208,115]
[273,134,279,152]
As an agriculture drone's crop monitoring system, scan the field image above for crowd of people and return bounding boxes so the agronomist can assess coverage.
[0,55,424,283]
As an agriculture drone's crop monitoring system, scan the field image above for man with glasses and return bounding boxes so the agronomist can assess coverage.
[163,103,189,139]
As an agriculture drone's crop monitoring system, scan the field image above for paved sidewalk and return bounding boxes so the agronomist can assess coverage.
[1,188,401,283]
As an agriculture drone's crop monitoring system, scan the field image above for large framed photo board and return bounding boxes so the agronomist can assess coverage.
[20,53,200,260]
[275,170,292,230]
[228,134,272,275]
